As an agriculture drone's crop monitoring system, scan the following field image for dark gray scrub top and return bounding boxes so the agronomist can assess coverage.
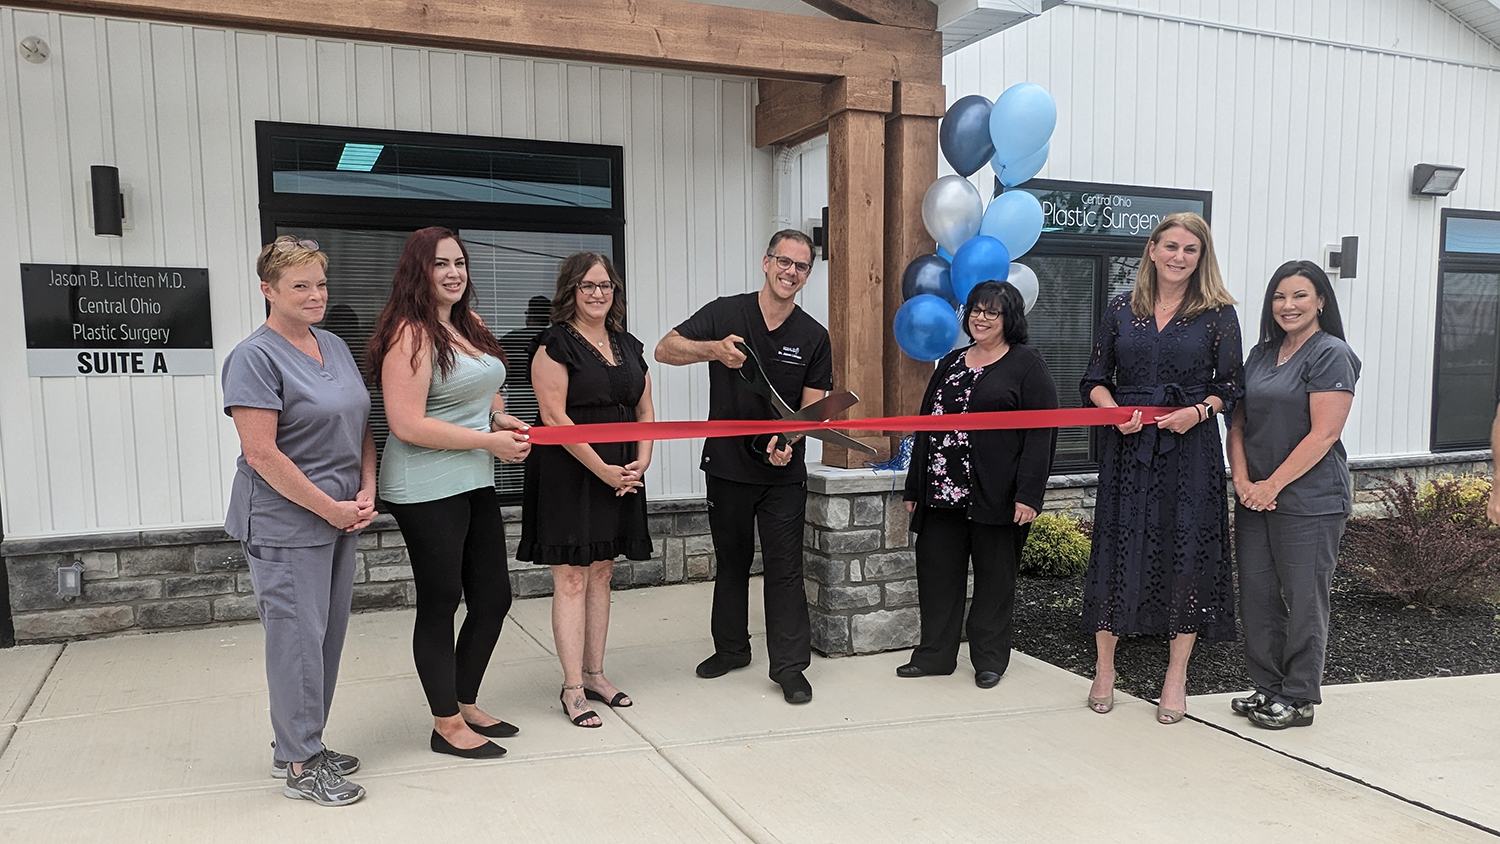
[222,325,371,547]
[1239,331,1361,516]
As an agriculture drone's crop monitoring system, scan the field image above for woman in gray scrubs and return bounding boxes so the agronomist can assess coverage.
[1227,260,1360,730]
[223,236,376,806]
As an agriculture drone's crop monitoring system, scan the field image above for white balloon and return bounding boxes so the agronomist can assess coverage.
[1007,262,1040,314]
[921,176,984,256]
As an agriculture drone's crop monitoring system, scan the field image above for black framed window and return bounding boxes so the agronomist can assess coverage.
[1432,209,1500,451]
[256,122,626,502]
[1002,179,1211,471]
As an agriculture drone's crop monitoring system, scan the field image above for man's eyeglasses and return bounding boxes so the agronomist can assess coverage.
[768,254,813,276]
[272,238,319,253]
[969,306,1004,321]
[578,281,616,295]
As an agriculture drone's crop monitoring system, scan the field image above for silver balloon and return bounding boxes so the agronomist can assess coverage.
[921,176,984,256]
[1007,262,1040,314]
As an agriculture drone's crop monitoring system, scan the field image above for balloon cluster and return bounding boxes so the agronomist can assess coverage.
[894,83,1055,361]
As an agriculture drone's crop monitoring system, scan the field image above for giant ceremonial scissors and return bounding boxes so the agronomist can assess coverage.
[733,342,877,457]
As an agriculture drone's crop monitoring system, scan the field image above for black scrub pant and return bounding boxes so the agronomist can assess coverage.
[910,507,1026,676]
[705,474,811,683]
[387,486,514,718]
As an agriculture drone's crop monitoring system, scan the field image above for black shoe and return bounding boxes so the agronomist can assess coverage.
[464,719,520,738]
[975,670,1003,689]
[584,688,633,708]
[778,671,813,704]
[430,730,506,759]
[895,663,928,678]
[1230,691,1270,716]
[1247,701,1314,730]
[695,653,751,679]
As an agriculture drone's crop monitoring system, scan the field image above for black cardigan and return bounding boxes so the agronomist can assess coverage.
[903,344,1059,532]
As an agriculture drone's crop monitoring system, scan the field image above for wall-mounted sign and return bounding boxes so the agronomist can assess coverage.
[20,264,214,376]
[1003,179,1209,239]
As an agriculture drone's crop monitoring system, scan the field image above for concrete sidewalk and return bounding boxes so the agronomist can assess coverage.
[0,582,1494,843]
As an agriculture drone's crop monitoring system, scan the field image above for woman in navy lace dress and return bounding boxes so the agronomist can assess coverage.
[1079,212,1244,724]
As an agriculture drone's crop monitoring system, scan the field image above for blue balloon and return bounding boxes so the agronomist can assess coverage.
[900,255,956,305]
[979,191,1044,260]
[949,235,1011,304]
[994,141,1048,187]
[936,245,954,263]
[989,83,1057,167]
[894,294,961,362]
[939,95,995,178]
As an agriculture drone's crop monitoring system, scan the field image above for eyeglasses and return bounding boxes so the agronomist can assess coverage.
[577,281,616,295]
[969,307,1004,321]
[273,238,319,253]
[768,254,813,276]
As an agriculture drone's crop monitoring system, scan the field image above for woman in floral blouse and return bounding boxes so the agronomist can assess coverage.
[900,280,1059,688]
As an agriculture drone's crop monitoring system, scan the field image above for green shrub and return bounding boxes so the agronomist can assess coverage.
[1348,473,1500,607]
[1021,512,1091,578]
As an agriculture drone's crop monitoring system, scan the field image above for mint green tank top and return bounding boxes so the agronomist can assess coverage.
[378,352,506,504]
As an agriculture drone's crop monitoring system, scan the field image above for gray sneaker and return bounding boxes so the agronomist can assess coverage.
[271,746,360,779]
[282,755,366,807]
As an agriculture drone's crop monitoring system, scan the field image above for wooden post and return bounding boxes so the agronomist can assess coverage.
[883,81,945,452]
[822,80,893,468]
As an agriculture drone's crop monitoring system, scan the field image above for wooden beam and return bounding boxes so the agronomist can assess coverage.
[756,80,827,149]
[801,0,937,30]
[755,77,893,148]
[882,101,942,434]
[13,0,941,84]
[822,106,890,468]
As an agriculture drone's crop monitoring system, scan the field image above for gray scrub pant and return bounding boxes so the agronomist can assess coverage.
[243,534,358,764]
[1234,507,1346,706]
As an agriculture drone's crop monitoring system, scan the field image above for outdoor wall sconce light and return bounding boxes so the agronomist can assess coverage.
[1324,236,1359,280]
[91,164,124,237]
[57,559,86,599]
[1411,163,1464,197]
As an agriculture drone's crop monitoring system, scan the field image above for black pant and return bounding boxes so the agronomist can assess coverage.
[386,487,514,717]
[910,507,1025,675]
[705,475,810,682]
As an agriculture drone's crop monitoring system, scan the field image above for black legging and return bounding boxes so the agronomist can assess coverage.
[386,486,514,717]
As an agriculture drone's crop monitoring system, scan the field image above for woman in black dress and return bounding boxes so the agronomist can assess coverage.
[1080,212,1244,723]
[519,253,654,728]
[899,281,1058,688]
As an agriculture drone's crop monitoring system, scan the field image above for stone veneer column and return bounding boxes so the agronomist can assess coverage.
[802,465,918,656]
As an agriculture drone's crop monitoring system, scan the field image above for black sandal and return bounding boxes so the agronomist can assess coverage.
[583,669,633,708]
[560,685,601,728]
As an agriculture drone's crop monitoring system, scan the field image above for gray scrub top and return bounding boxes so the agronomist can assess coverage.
[222,325,371,547]
[1240,331,1361,516]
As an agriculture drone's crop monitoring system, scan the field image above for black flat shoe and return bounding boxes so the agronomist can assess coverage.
[778,671,813,704]
[464,719,520,738]
[895,663,928,678]
[975,670,1002,689]
[430,730,505,759]
[1230,691,1270,716]
[584,688,633,708]
[695,653,751,679]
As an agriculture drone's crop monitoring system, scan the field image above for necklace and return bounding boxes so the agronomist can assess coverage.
[572,322,607,347]
[1278,339,1306,366]
[1157,298,1183,311]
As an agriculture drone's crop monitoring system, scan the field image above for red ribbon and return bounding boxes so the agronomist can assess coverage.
[525,407,1179,446]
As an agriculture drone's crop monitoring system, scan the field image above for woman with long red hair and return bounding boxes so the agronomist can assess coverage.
[368,227,531,759]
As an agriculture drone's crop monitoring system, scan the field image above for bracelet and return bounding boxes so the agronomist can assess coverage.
[489,411,501,428]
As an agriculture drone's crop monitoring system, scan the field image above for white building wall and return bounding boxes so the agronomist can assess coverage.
[937,0,1500,460]
[0,7,775,540]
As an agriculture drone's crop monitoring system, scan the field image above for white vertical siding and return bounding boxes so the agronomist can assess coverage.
[935,0,1500,461]
[0,9,775,539]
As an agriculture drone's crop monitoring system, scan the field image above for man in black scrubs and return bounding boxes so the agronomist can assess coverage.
[655,230,832,704]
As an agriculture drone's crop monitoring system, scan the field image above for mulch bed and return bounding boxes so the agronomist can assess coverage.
[1013,558,1500,700]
